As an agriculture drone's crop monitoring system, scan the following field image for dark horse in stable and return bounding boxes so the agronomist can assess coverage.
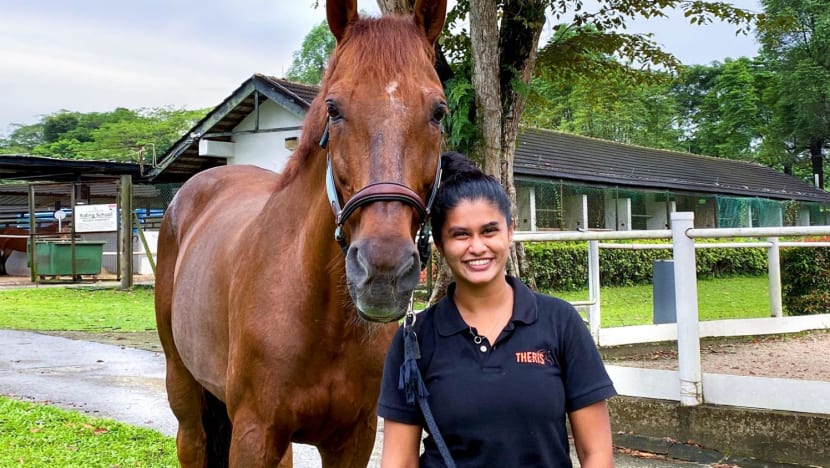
[155,0,448,465]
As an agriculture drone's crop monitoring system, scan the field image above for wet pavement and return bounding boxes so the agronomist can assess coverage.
[0,329,710,467]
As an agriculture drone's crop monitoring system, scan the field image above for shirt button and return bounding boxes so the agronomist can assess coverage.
[479,345,488,353]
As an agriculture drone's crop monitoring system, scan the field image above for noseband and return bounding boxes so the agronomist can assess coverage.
[320,121,440,270]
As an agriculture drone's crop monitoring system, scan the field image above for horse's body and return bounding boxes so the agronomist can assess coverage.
[155,1,447,466]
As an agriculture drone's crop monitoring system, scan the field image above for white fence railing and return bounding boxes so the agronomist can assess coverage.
[515,212,830,413]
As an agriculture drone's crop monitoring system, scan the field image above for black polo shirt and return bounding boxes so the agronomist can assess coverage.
[378,276,616,467]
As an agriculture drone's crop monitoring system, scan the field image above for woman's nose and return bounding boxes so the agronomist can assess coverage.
[467,235,486,253]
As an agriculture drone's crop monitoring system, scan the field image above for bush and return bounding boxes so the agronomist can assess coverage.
[523,240,768,291]
[781,241,830,315]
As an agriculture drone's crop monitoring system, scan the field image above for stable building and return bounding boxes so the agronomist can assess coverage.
[148,74,830,230]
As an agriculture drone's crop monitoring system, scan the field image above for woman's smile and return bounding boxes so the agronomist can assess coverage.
[464,258,493,269]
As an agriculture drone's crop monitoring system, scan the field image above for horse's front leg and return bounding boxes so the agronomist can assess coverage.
[319,415,378,468]
[163,359,207,467]
[228,404,292,468]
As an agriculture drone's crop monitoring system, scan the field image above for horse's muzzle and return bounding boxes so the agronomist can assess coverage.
[345,239,420,322]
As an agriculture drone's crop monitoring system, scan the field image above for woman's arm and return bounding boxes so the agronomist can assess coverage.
[569,400,614,468]
[380,419,422,468]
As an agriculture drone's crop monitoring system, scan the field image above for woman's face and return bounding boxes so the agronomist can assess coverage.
[437,198,513,289]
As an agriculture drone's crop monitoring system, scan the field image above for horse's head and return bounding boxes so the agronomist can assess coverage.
[320,0,447,322]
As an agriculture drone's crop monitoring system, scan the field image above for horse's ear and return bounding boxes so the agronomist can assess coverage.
[327,0,359,43]
[413,0,447,45]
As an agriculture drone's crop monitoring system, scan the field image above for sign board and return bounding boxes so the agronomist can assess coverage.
[74,204,118,232]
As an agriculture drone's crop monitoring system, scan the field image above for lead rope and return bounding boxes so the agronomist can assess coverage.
[398,297,457,468]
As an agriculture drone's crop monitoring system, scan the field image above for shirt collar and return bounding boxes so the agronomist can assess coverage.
[434,276,538,337]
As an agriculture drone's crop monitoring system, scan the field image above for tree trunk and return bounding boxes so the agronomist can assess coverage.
[498,0,546,287]
[375,0,413,16]
[428,258,453,305]
[810,138,824,189]
[469,0,503,180]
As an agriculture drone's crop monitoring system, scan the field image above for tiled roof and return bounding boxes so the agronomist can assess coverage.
[259,75,318,106]
[515,128,830,203]
[0,154,141,181]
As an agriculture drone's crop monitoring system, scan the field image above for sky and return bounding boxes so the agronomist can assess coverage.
[0,0,761,138]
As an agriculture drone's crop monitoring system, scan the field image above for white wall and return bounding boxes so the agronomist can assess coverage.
[647,198,675,230]
[230,100,303,173]
[605,197,632,230]
[564,194,587,230]
[798,207,811,226]
[516,185,535,231]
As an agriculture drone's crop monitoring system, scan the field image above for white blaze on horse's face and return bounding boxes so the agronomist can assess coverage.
[385,81,407,113]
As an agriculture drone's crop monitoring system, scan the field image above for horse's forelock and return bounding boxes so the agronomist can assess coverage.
[334,16,436,79]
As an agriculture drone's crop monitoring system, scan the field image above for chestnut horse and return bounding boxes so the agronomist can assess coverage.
[155,0,447,466]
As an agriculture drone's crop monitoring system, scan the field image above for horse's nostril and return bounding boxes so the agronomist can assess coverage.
[395,251,421,293]
[345,245,371,286]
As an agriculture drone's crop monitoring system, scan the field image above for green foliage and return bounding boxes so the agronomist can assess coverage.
[524,68,685,150]
[285,20,335,85]
[674,58,770,160]
[444,75,478,155]
[757,0,830,187]
[523,241,768,291]
[0,397,176,467]
[42,112,81,143]
[0,108,207,162]
[0,286,156,332]
[781,242,830,315]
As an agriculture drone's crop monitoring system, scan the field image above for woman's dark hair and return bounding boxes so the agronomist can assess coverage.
[430,151,512,244]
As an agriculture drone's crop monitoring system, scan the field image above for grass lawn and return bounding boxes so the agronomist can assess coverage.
[550,275,770,328]
[0,396,176,467]
[0,285,156,332]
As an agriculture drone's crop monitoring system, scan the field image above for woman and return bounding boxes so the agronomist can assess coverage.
[378,152,617,467]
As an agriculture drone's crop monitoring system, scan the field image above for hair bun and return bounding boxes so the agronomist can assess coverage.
[440,151,481,185]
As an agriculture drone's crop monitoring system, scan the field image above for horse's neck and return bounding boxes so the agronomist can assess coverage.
[262,149,347,289]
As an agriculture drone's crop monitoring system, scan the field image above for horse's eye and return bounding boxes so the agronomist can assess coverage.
[326,102,342,120]
[431,104,447,123]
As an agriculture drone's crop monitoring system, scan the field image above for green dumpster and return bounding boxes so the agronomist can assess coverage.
[33,241,105,276]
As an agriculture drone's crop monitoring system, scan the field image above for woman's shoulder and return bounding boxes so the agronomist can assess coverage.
[530,289,584,326]
[533,291,574,309]
[409,300,442,334]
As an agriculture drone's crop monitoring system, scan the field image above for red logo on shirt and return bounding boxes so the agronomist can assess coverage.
[515,349,552,366]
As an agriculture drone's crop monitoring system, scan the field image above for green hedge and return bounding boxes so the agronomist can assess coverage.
[781,245,830,315]
[523,240,768,291]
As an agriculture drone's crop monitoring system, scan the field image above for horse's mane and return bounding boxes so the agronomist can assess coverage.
[274,14,437,192]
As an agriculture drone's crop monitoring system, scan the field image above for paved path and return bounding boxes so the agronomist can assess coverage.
[0,330,708,467]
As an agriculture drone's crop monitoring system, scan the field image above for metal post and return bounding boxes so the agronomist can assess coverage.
[70,183,77,280]
[119,175,133,289]
[28,184,37,283]
[767,237,783,317]
[588,240,601,341]
[670,212,702,406]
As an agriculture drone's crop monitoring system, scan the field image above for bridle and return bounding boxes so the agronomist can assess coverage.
[319,120,441,270]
